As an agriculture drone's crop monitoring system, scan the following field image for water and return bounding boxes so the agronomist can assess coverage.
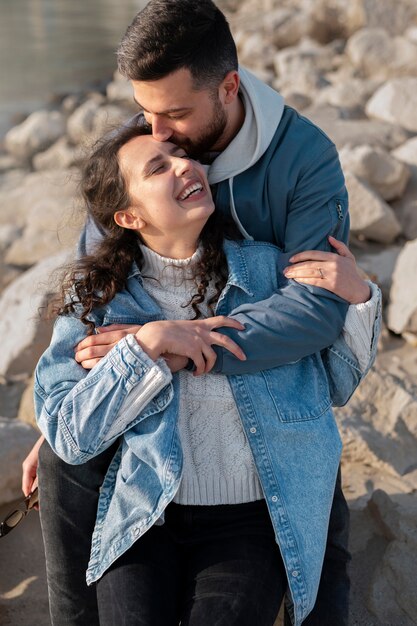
[0,0,147,139]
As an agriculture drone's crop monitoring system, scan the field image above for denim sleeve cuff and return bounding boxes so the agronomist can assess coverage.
[104,334,172,441]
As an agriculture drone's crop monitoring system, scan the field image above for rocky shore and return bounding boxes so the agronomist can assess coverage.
[1,0,417,624]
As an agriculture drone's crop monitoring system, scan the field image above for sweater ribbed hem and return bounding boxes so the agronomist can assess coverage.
[173,472,264,505]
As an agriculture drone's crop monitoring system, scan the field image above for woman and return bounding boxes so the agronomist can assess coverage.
[34,124,380,626]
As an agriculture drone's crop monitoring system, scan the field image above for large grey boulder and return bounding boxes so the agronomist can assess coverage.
[366,78,417,133]
[66,96,104,145]
[346,28,417,79]
[391,137,417,239]
[0,417,39,506]
[0,169,79,231]
[387,239,417,334]
[303,105,409,150]
[273,39,335,96]
[67,98,134,148]
[0,169,82,266]
[106,71,134,103]
[33,137,84,171]
[339,144,410,201]
[345,172,402,243]
[314,78,381,113]
[0,251,71,377]
[355,245,401,298]
[4,111,66,162]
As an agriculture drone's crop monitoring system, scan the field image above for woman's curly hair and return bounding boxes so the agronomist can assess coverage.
[57,123,240,333]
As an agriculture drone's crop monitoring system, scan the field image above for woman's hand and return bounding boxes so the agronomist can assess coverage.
[22,435,44,507]
[75,324,142,369]
[135,317,246,375]
[283,236,371,304]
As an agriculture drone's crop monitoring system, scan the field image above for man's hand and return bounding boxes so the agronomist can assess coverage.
[135,316,246,376]
[75,324,142,369]
[22,435,44,507]
[283,236,371,304]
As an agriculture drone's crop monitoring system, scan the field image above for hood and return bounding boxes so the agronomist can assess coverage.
[208,66,285,185]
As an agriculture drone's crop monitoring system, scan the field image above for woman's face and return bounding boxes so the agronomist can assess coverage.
[116,135,215,256]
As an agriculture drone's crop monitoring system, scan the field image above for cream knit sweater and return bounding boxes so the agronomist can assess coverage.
[139,244,264,506]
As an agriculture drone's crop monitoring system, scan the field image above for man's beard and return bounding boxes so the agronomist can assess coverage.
[173,97,228,159]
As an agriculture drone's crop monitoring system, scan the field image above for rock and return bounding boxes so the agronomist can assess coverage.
[303,104,409,150]
[273,39,335,95]
[366,490,417,625]
[0,265,23,295]
[5,196,82,267]
[17,374,36,429]
[0,169,81,264]
[355,244,402,298]
[106,76,134,103]
[345,172,402,243]
[366,78,417,133]
[339,144,410,200]
[391,138,417,239]
[349,0,417,37]
[0,153,22,172]
[0,224,22,254]
[91,104,135,140]
[387,239,417,334]
[0,250,71,377]
[0,417,39,506]
[280,91,311,111]
[237,32,277,70]
[33,137,83,171]
[335,366,417,477]
[66,97,103,144]
[314,78,381,114]
[4,110,66,162]
[346,28,417,79]
[67,98,134,147]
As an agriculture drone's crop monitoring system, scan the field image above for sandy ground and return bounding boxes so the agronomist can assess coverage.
[0,501,50,626]
[0,498,388,626]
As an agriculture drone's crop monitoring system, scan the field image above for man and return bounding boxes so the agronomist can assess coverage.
[27,1,372,624]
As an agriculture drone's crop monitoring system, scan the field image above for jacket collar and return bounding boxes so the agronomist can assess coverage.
[223,240,254,296]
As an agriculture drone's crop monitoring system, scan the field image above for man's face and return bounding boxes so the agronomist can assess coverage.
[132,68,228,158]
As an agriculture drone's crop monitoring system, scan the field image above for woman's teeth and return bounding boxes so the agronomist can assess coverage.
[178,182,203,201]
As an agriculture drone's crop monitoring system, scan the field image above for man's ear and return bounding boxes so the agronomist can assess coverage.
[114,209,146,231]
[221,70,240,104]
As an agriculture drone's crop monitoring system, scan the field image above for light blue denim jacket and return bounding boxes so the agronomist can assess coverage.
[35,240,380,626]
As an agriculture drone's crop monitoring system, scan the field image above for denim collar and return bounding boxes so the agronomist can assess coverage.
[127,240,253,297]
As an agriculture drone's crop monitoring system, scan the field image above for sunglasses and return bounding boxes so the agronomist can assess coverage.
[0,488,39,538]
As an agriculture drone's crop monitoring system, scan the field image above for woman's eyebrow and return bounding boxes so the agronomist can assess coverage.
[142,146,185,176]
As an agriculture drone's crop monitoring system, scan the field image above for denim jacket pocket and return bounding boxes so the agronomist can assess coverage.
[261,354,331,422]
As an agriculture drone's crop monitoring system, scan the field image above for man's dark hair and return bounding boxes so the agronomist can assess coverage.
[117,0,238,90]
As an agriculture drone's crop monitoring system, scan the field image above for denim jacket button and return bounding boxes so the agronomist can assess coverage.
[133,527,140,537]
[250,427,257,434]
[271,495,278,502]
[292,570,299,577]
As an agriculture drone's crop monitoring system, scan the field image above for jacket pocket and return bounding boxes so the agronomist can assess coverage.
[329,197,346,239]
[261,354,331,422]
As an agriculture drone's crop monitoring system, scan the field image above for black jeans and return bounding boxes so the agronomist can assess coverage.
[97,500,286,626]
[38,441,351,625]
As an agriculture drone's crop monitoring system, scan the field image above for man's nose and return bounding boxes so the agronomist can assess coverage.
[151,115,173,142]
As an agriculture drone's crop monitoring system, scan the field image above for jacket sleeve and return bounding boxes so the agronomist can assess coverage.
[323,282,382,407]
[34,316,173,465]
[213,143,352,375]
